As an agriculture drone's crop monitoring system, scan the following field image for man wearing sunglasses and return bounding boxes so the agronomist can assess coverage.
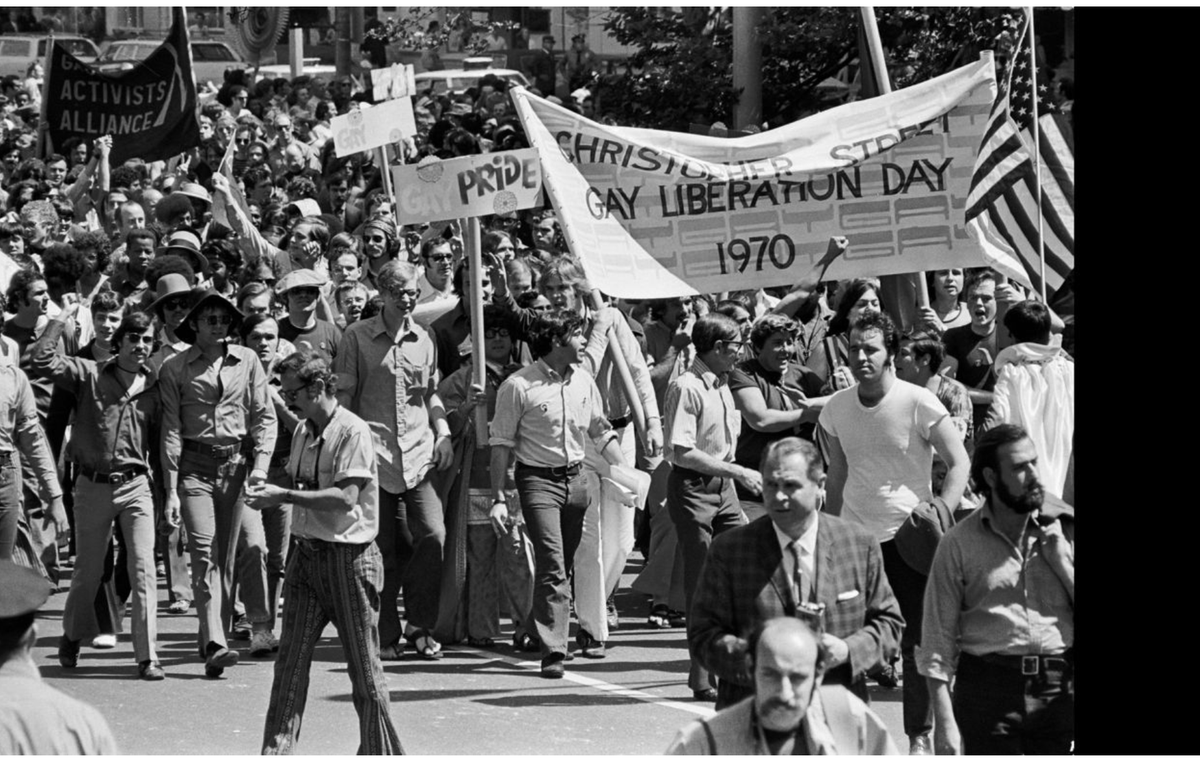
[277,269,341,365]
[412,236,459,329]
[159,291,276,678]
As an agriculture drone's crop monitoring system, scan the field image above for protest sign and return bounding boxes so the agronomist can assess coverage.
[45,7,200,165]
[331,98,417,157]
[391,149,543,226]
[511,57,1025,299]
[371,63,417,101]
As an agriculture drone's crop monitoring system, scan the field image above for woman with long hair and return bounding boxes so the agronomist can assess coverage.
[805,277,884,394]
[919,268,971,334]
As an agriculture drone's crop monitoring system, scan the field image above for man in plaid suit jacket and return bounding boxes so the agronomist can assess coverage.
[688,437,903,710]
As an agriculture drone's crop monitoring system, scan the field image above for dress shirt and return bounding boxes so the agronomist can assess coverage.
[772,517,817,603]
[918,503,1074,682]
[0,364,61,499]
[580,305,659,423]
[662,356,740,466]
[31,319,159,474]
[158,343,276,474]
[333,312,438,494]
[489,359,615,468]
[288,405,379,544]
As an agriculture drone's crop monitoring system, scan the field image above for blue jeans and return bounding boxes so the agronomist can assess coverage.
[516,466,590,657]
[179,450,249,654]
[953,653,1074,754]
[377,476,445,645]
[261,538,403,755]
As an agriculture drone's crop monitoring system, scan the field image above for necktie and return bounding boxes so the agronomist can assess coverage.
[788,541,810,605]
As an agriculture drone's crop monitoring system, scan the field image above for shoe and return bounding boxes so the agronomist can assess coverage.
[204,644,239,676]
[58,636,80,669]
[576,629,606,659]
[606,595,619,631]
[909,733,933,755]
[167,599,190,615]
[249,630,279,657]
[648,604,671,629]
[467,636,495,648]
[379,642,404,661]
[692,688,718,703]
[541,653,565,679]
[138,661,166,681]
[230,616,252,641]
[512,631,540,653]
[667,610,687,629]
[407,630,443,660]
[92,634,117,649]
[156,563,166,579]
[871,662,900,689]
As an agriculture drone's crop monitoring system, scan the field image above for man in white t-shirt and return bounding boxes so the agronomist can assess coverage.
[817,310,968,756]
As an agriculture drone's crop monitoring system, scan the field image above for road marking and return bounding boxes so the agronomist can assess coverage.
[467,649,712,716]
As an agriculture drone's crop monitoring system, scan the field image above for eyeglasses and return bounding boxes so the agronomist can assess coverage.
[280,383,311,403]
[236,138,250,145]
[290,287,320,298]
[203,315,234,327]
[391,288,420,300]
[484,328,510,339]
[720,340,749,351]
[426,253,454,264]
[162,298,190,311]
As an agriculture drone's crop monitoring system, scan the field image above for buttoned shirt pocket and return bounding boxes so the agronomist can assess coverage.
[399,358,430,402]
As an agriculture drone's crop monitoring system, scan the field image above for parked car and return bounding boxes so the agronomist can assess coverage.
[413,68,530,97]
[93,39,248,86]
[254,59,338,82]
[0,35,100,77]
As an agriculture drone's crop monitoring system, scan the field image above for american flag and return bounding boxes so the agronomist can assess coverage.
[966,9,1075,297]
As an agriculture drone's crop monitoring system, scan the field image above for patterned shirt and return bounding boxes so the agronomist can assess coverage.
[662,356,740,467]
[333,311,438,494]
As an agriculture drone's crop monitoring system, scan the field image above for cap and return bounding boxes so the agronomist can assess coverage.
[0,561,52,620]
[571,33,586,42]
[175,182,212,206]
[287,198,322,219]
[275,268,325,296]
[175,291,243,344]
[543,35,556,44]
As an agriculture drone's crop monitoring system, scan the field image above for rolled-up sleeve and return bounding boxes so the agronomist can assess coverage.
[334,426,376,484]
[247,358,277,472]
[917,535,964,682]
[664,382,700,451]
[488,377,522,449]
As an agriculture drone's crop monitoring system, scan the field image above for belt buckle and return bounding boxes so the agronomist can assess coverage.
[1021,656,1039,675]
[107,472,124,485]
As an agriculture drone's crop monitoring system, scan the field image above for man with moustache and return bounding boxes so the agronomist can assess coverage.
[918,424,1074,755]
[36,308,165,680]
[249,353,403,754]
[668,616,898,755]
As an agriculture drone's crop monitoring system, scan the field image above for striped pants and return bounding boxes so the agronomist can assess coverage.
[261,538,404,755]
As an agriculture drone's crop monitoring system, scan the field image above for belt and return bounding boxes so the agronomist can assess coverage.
[608,413,631,430]
[516,461,582,479]
[183,439,254,460]
[76,464,148,486]
[962,651,1073,676]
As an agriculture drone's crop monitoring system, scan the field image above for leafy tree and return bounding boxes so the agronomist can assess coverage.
[366,7,519,57]
[598,7,1027,131]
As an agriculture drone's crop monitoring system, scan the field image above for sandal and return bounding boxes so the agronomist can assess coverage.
[407,631,443,660]
[512,631,540,653]
[467,636,495,648]
[379,642,405,661]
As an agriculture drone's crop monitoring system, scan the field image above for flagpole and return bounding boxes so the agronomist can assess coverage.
[861,6,930,311]
[1027,8,1047,302]
[37,30,54,159]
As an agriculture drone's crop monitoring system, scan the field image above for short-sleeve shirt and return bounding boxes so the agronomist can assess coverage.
[662,356,740,467]
[728,358,823,500]
[287,405,379,544]
[943,324,998,392]
[279,317,341,365]
[818,379,947,542]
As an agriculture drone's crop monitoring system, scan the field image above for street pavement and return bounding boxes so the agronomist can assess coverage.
[33,555,906,754]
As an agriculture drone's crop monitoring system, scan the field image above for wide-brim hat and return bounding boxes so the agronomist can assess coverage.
[175,291,243,344]
[159,230,211,277]
[148,273,197,314]
[176,182,212,206]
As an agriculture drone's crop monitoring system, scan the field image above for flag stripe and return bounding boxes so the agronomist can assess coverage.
[998,184,1072,286]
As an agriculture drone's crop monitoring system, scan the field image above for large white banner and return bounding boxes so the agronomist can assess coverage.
[512,57,1021,299]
